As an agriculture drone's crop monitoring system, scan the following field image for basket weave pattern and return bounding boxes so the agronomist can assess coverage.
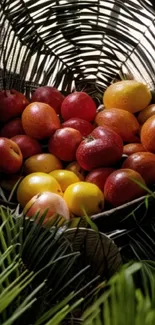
[0,0,155,95]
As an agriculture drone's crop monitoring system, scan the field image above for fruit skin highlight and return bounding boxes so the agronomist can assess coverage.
[17,172,63,207]
[63,181,104,217]
[104,168,146,207]
[103,80,152,113]
[22,102,61,140]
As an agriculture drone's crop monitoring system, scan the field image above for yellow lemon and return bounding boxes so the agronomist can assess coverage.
[103,80,152,113]
[24,153,62,174]
[17,172,63,207]
[63,181,104,217]
[49,170,80,192]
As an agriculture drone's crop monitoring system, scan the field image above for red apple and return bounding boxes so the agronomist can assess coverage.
[91,125,123,143]
[48,127,82,161]
[11,135,42,159]
[0,118,25,138]
[24,191,70,225]
[62,118,94,136]
[122,151,155,185]
[0,89,29,122]
[61,92,96,122]
[31,86,64,115]
[104,168,146,207]
[76,127,123,171]
[85,167,115,192]
[0,137,23,173]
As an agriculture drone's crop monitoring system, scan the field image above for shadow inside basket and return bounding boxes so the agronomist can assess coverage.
[91,193,155,232]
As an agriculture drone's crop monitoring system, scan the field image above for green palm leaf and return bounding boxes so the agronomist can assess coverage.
[82,261,155,325]
[0,203,120,324]
[0,208,84,324]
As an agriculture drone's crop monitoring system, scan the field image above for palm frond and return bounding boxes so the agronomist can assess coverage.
[110,222,155,263]
[0,252,82,325]
[0,209,79,324]
[0,205,121,324]
[82,261,155,325]
[0,209,78,325]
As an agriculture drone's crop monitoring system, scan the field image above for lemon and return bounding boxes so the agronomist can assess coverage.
[103,80,152,113]
[49,170,80,192]
[63,181,104,217]
[17,172,63,207]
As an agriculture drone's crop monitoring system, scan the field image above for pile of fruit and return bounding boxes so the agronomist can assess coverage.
[0,79,155,224]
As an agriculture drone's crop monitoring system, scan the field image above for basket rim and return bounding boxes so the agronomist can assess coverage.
[91,192,153,220]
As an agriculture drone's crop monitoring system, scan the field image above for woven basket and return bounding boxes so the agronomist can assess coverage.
[1,0,155,242]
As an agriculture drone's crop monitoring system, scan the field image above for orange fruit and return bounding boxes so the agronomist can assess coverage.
[137,104,155,124]
[49,170,80,192]
[22,102,61,139]
[95,108,140,142]
[17,172,63,207]
[141,115,155,153]
[63,182,104,217]
[123,143,146,156]
[24,153,63,174]
[103,80,152,113]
